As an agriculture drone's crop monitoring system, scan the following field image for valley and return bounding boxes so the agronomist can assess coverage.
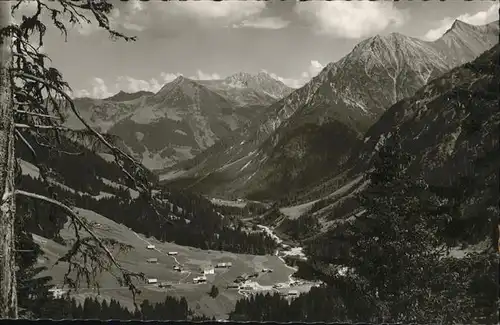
[3,1,498,322]
[34,205,319,319]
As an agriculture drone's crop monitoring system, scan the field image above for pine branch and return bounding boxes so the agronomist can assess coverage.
[14,109,61,120]
[15,189,145,306]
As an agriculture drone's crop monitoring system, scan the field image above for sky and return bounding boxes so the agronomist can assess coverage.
[12,0,500,98]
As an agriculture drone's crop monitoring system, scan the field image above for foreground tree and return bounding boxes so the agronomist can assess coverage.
[331,130,447,322]
[0,0,161,318]
[331,129,498,323]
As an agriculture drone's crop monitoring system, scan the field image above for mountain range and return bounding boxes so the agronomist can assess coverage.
[164,19,499,200]
[302,42,499,276]
[19,16,499,320]
[65,72,293,170]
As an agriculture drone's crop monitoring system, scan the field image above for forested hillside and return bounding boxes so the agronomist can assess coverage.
[16,131,277,255]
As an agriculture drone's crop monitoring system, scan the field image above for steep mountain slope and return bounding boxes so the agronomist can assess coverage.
[166,20,498,199]
[15,131,278,256]
[67,73,292,170]
[301,43,500,253]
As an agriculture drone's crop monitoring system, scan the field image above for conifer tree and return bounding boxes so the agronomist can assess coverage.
[333,129,445,323]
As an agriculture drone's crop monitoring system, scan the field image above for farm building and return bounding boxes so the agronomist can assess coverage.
[146,258,158,263]
[147,278,158,284]
[288,290,299,297]
[193,276,207,284]
[167,251,178,256]
[173,265,181,272]
[201,266,215,275]
[159,282,172,288]
[215,262,232,268]
[147,244,155,249]
[48,288,66,299]
[226,284,239,289]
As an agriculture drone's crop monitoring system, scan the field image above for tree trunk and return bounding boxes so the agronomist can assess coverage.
[0,0,17,318]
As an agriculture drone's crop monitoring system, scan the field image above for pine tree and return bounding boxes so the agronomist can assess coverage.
[334,129,445,323]
[209,285,219,298]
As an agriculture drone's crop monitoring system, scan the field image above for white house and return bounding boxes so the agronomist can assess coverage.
[147,244,155,249]
[147,258,158,263]
[288,290,299,297]
[48,288,66,299]
[202,266,215,275]
[167,251,178,256]
[147,278,158,284]
[193,276,207,284]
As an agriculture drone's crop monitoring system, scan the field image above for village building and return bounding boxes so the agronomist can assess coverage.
[146,257,158,263]
[200,265,215,275]
[48,288,66,299]
[215,261,232,268]
[193,276,207,284]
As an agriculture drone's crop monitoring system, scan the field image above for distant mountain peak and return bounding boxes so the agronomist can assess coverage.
[441,19,479,38]
[367,31,417,48]
[451,19,471,30]
[172,75,186,83]
[218,71,292,98]
[104,90,154,102]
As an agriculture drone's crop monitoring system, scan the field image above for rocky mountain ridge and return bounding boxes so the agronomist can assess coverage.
[301,43,499,268]
[165,20,499,199]
[65,72,293,170]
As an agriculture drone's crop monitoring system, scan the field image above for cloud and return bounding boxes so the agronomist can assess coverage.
[262,60,326,88]
[294,1,406,39]
[74,0,269,37]
[233,16,290,30]
[169,1,266,22]
[73,77,114,99]
[189,70,220,80]
[423,3,500,41]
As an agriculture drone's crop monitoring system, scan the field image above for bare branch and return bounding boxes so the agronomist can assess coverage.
[14,109,61,120]
[14,123,72,131]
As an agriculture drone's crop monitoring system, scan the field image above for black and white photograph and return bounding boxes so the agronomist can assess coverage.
[0,0,498,323]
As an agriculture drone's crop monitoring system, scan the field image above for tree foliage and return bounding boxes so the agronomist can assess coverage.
[0,0,155,317]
